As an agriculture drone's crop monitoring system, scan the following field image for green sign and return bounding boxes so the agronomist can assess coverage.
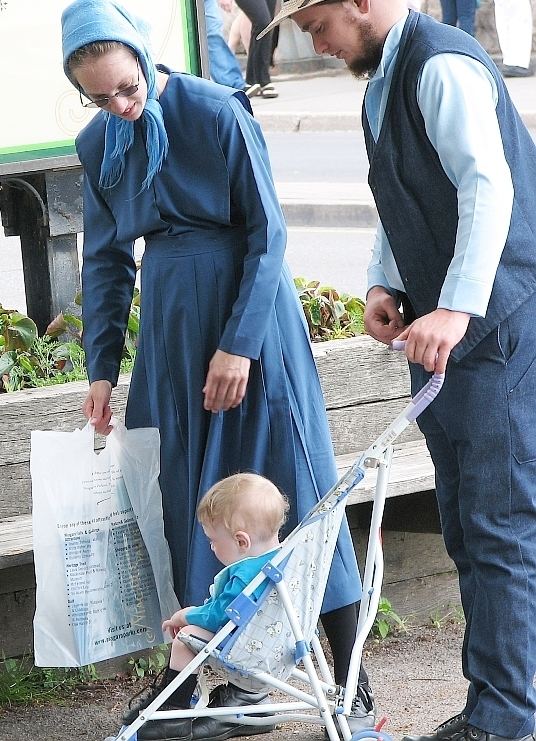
[0,0,200,165]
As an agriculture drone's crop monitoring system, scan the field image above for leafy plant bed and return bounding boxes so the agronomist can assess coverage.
[0,278,364,393]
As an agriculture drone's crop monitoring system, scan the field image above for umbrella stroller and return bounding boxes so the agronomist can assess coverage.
[111,363,444,741]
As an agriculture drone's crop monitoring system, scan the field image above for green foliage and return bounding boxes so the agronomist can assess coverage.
[0,306,38,354]
[0,335,87,392]
[1,274,361,392]
[0,295,138,393]
[429,606,465,630]
[294,278,365,342]
[127,645,169,679]
[372,597,408,640]
[0,655,99,708]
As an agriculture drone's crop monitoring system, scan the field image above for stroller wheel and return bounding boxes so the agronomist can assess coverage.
[351,731,394,741]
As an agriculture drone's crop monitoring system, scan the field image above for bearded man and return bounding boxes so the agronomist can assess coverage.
[260,4,536,741]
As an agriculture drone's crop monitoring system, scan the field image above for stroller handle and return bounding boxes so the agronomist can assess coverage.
[390,339,444,421]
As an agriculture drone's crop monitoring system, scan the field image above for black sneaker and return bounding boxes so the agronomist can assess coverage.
[324,682,375,739]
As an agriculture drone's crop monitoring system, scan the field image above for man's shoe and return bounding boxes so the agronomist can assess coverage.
[402,713,468,741]
[453,727,535,741]
[324,682,375,739]
[191,683,275,740]
[136,717,193,740]
[501,65,534,78]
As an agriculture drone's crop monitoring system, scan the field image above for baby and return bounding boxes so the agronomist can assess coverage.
[160,472,289,712]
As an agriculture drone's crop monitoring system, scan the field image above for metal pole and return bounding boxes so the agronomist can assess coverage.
[195,0,210,79]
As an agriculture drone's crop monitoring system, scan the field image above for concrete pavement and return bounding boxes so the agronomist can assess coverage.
[1,67,536,311]
[251,67,536,131]
[252,67,536,227]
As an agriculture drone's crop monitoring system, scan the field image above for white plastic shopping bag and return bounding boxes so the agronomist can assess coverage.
[31,419,180,667]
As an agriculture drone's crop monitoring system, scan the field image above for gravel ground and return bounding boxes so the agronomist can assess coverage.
[0,622,467,741]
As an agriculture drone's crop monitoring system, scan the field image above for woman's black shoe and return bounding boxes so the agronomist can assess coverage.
[191,683,275,741]
[136,716,193,740]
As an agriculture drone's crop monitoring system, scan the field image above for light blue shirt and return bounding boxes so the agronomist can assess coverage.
[366,13,514,317]
[185,548,279,633]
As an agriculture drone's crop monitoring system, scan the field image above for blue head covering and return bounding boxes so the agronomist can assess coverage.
[62,0,169,190]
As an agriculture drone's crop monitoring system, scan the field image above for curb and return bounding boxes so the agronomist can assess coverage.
[256,112,361,133]
[280,199,377,228]
[256,109,536,133]
[276,182,378,228]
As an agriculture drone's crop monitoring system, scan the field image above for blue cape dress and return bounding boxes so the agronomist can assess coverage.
[76,71,361,611]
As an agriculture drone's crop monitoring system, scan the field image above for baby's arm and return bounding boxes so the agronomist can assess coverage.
[162,607,193,638]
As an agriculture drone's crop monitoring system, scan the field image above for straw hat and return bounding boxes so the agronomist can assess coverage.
[257,0,329,39]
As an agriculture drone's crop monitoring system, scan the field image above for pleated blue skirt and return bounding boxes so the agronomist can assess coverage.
[126,228,361,611]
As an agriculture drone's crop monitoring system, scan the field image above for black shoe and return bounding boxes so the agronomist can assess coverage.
[501,65,534,78]
[324,683,375,739]
[454,728,535,741]
[123,667,177,725]
[402,713,469,741]
[191,683,275,741]
[136,717,192,740]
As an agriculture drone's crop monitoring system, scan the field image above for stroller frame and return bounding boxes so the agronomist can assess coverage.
[112,368,443,741]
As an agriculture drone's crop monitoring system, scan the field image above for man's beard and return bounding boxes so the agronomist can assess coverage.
[346,21,384,78]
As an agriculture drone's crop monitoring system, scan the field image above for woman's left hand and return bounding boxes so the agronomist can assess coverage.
[203,350,251,412]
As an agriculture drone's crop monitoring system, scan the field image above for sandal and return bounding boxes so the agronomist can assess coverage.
[260,84,278,99]
[243,83,261,98]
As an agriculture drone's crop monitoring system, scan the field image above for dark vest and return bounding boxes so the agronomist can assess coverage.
[363,11,536,361]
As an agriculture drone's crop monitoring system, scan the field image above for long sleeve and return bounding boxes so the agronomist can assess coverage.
[364,22,514,316]
[367,220,404,295]
[80,170,136,385]
[185,573,248,633]
[214,95,287,360]
[417,53,514,317]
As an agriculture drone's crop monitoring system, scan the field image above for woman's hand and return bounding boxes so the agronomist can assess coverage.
[162,608,190,638]
[82,380,113,435]
[203,349,251,412]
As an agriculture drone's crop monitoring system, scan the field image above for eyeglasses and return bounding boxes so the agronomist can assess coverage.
[79,58,140,108]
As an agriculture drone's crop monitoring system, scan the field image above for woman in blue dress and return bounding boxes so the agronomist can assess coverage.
[61,2,373,739]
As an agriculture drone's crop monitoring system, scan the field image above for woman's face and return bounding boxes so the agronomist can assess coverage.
[74,47,148,121]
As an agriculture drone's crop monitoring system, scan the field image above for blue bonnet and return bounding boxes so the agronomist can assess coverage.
[62,0,169,190]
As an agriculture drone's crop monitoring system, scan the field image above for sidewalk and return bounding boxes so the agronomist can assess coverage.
[252,67,536,227]
[250,66,536,132]
[0,622,467,741]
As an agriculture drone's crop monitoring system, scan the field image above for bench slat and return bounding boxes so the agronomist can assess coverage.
[0,439,435,569]
[0,515,33,568]
[340,439,435,505]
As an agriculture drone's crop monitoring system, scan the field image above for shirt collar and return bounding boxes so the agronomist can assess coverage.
[369,10,409,82]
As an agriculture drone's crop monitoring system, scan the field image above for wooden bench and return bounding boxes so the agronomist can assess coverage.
[0,334,456,659]
[0,439,435,568]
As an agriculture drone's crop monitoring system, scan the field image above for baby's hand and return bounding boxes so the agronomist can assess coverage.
[162,608,190,637]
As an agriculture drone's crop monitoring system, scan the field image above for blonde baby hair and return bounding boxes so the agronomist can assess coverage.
[197,473,289,542]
